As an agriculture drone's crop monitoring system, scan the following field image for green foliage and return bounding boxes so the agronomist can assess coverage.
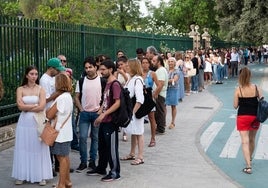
[0,1,20,17]
[216,0,268,45]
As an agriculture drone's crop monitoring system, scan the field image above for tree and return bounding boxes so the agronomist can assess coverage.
[216,0,268,45]
[151,0,219,35]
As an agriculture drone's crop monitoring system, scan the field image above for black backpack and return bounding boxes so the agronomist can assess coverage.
[109,80,133,128]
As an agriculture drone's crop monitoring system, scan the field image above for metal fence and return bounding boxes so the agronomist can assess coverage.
[0,16,195,127]
[0,15,248,127]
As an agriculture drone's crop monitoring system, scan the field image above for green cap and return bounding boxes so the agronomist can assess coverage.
[47,58,66,71]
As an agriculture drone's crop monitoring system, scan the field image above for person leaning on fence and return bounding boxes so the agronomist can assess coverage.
[233,67,262,174]
[47,73,73,188]
[87,59,121,182]
[12,65,52,186]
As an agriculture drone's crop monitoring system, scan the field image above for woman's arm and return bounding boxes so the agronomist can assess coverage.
[233,88,239,109]
[16,87,40,112]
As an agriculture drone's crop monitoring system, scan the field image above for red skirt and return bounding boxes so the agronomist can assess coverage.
[237,115,260,131]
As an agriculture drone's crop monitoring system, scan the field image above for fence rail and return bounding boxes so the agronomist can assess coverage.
[0,16,244,127]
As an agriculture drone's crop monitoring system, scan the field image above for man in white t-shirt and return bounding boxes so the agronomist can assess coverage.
[74,56,105,173]
[40,57,66,176]
[152,54,168,134]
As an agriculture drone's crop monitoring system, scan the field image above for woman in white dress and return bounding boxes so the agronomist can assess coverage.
[121,59,145,165]
[12,65,52,185]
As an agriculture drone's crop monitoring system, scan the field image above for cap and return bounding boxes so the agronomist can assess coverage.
[47,58,66,71]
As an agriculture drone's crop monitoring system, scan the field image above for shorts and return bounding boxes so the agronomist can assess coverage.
[237,115,260,131]
[51,141,71,156]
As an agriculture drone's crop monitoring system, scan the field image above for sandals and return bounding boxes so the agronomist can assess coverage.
[242,167,252,174]
[168,123,175,129]
[120,155,135,161]
[131,158,144,165]
[148,141,156,147]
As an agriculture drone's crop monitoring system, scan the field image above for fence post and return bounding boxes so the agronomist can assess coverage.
[81,25,85,60]
[34,19,40,71]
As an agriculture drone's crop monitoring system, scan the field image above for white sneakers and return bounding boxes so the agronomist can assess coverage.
[39,180,46,186]
[15,180,23,185]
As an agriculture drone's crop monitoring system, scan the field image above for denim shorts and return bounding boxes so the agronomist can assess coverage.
[51,141,71,156]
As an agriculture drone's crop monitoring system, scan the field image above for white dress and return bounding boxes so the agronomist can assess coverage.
[12,96,52,183]
[124,75,145,135]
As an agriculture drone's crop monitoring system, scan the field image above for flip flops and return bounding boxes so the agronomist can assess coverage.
[242,167,252,174]
[120,155,135,161]
[131,158,144,165]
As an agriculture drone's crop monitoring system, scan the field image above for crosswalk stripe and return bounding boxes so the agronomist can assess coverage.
[200,122,224,152]
[254,125,268,160]
[219,127,241,158]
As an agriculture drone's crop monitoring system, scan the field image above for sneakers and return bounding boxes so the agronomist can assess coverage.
[15,180,23,185]
[86,169,106,176]
[76,163,87,173]
[39,179,46,186]
[88,160,96,170]
[101,174,120,182]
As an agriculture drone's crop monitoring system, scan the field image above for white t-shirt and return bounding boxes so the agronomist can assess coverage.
[52,92,73,142]
[154,66,168,98]
[75,76,102,112]
[40,73,55,109]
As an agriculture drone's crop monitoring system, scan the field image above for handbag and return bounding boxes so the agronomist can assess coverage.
[133,78,156,119]
[187,68,196,76]
[33,111,46,137]
[255,85,268,123]
[40,113,71,146]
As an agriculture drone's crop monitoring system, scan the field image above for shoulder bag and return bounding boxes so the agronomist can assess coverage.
[40,113,71,146]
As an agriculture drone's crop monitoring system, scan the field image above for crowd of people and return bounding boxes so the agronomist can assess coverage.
[10,44,267,186]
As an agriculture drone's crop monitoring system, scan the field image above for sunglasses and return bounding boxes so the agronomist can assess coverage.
[61,60,67,62]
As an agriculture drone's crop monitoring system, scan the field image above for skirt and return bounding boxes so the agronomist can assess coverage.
[51,141,71,156]
[236,115,260,131]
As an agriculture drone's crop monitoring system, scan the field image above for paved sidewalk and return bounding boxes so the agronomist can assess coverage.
[0,88,241,188]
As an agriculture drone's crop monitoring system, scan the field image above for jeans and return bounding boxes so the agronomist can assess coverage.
[71,110,79,149]
[78,111,99,164]
[223,64,228,78]
[191,74,199,91]
[212,64,218,81]
[217,65,224,82]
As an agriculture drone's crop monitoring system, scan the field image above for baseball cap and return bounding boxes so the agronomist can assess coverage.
[47,58,66,71]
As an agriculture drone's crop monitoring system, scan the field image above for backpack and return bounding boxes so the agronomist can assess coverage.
[255,85,268,123]
[132,78,156,119]
[109,80,133,128]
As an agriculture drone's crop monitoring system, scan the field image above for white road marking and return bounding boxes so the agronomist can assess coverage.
[219,127,241,158]
[200,122,224,152]
[254,125,268,160]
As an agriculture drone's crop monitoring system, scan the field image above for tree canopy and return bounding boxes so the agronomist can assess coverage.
[0,0,267,45]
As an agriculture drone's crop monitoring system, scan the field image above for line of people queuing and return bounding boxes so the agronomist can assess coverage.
[11,45,267,186]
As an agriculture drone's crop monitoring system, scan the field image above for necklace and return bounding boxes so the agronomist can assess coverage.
[26,84,36,89]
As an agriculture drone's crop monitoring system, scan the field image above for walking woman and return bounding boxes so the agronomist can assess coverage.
[47,73,73,187]
[233,67,262,174]
[12,66,52,185]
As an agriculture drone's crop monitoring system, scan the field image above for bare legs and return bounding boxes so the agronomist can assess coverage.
[56,155,72,188]
[239,130,257,169]
[148,111,156,146]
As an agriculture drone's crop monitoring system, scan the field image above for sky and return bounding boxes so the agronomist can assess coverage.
[139,0,170,16]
